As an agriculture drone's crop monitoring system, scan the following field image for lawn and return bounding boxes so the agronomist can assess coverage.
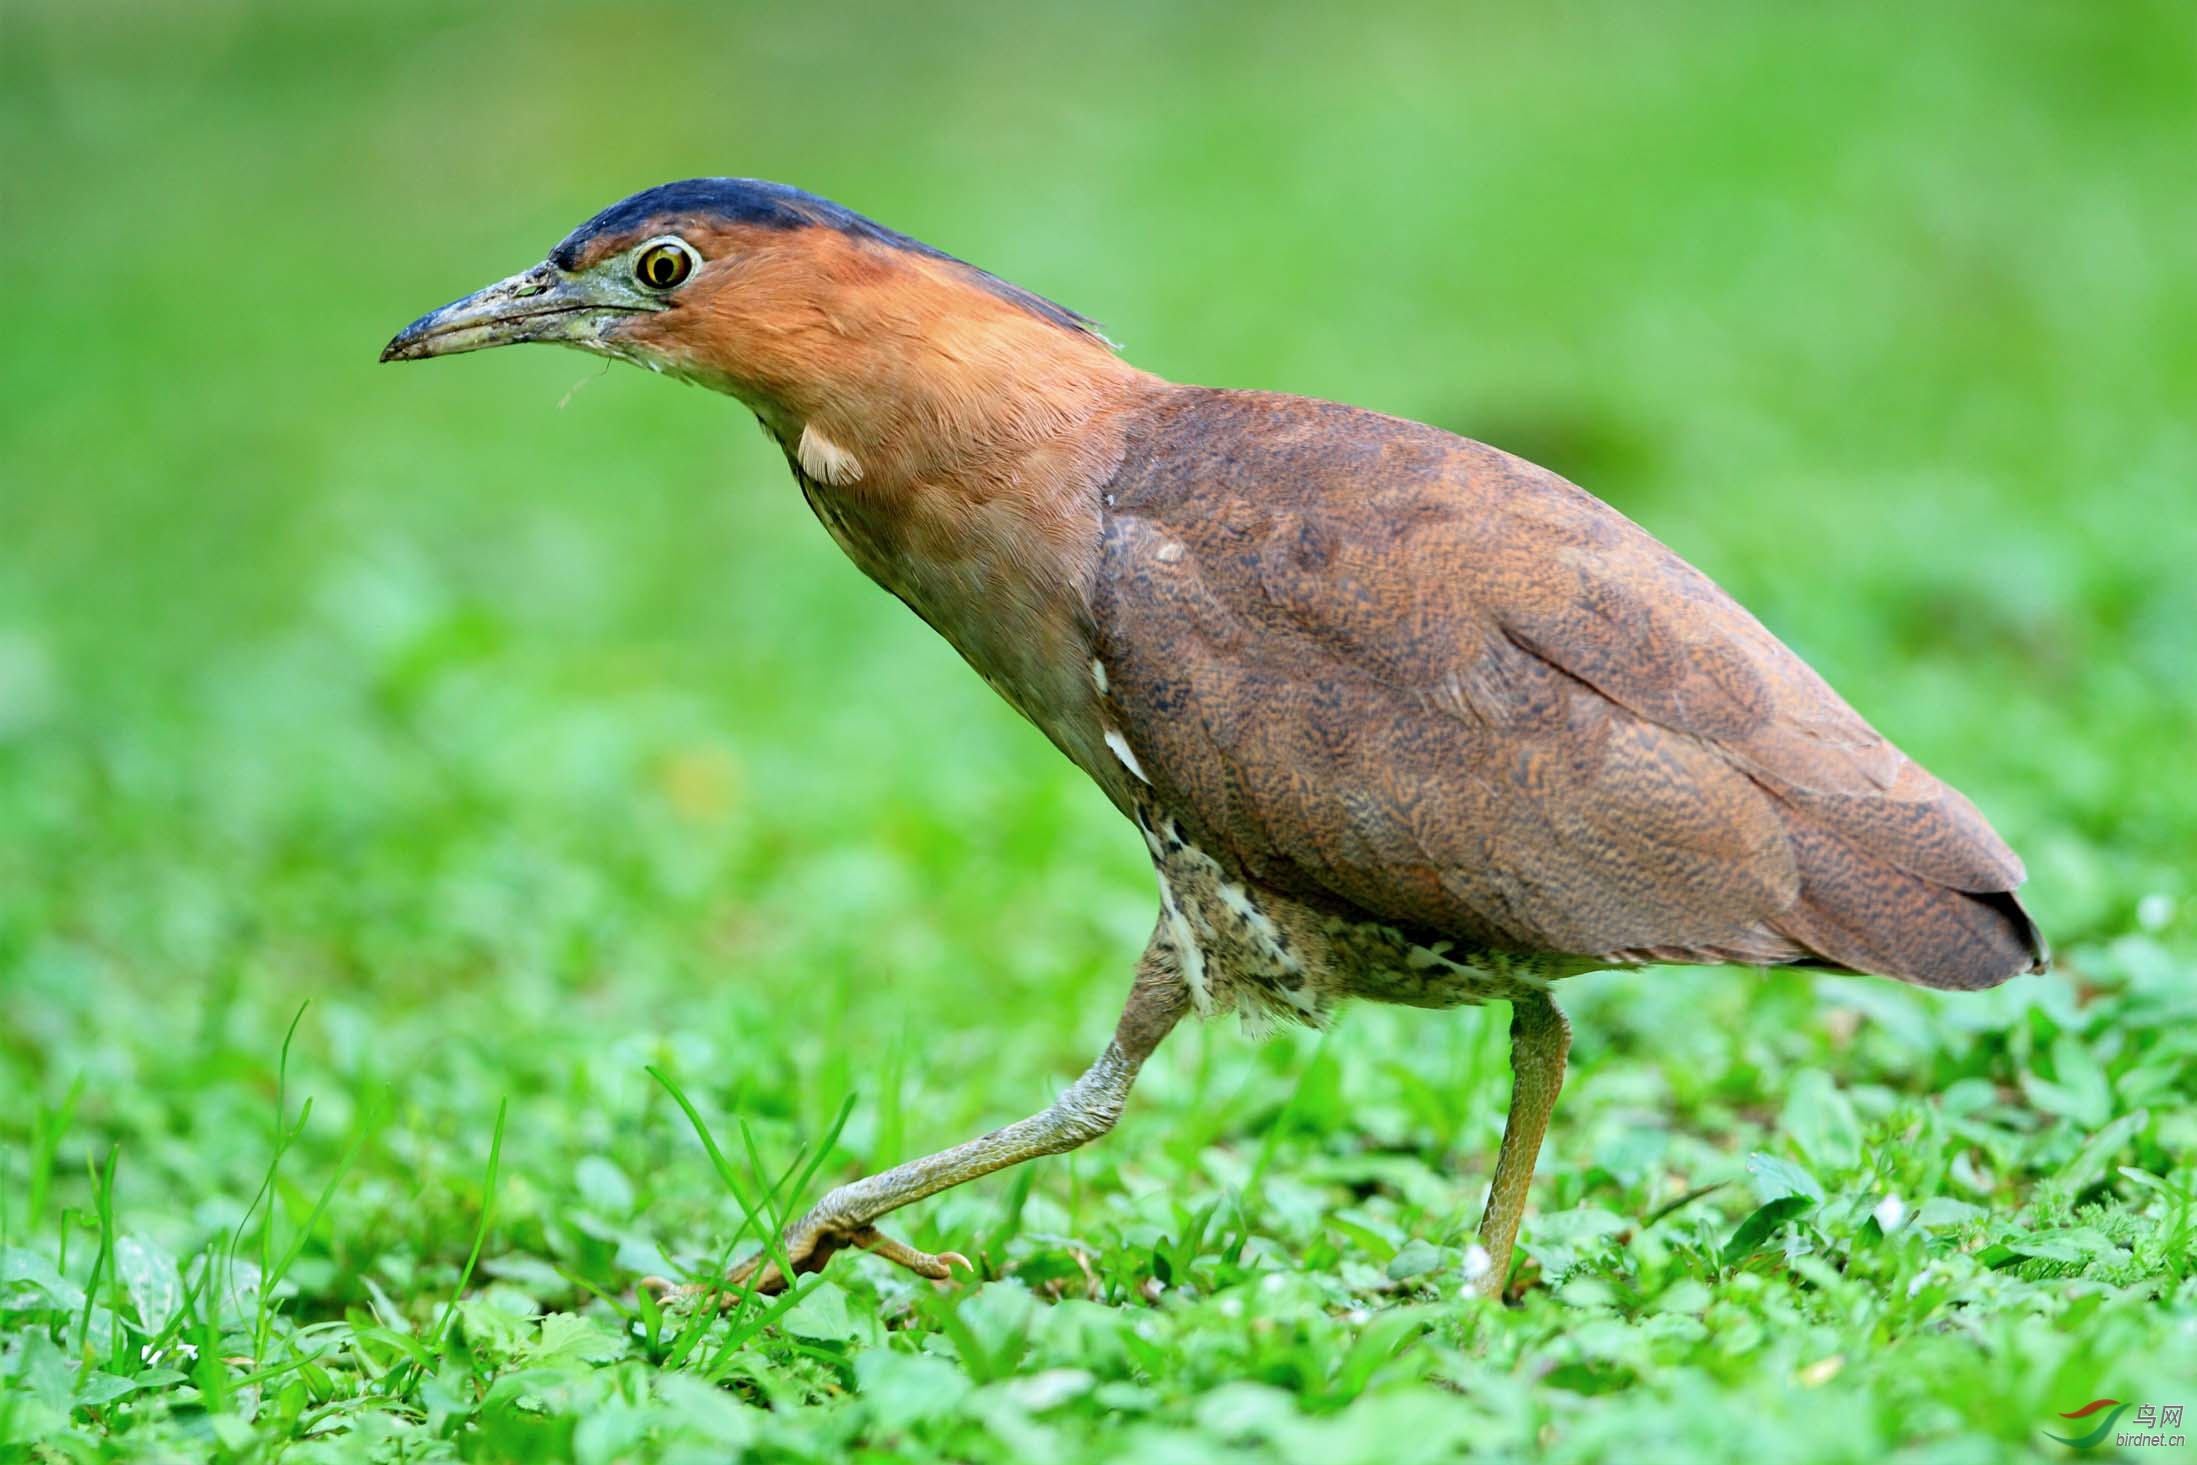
[3,2,2194,1460]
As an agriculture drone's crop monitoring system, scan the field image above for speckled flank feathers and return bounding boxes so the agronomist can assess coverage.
[1139,804,1573,1034]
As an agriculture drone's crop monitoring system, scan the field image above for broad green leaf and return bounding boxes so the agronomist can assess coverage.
[2052,1109,2147,1194]
[1722,1195,1815,1267]
[1746,1152,1825,1205]
[2003,1227,2111,1265]
[72,1371,140,1408]
[528,1312,627,1368]
[855,1350,970,1430]
[574,1156,635,1217]
[2022,1033,2113,1128]
[0,1249,83,1313]
[115,1236,181,1335]
[1781,1069,1862,1172]
[780,1281,856,1342]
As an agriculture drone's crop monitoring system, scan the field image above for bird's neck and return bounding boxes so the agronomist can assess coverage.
[764,340,1163,803]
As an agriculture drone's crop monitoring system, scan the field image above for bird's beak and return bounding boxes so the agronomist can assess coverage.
[379,262,654,363]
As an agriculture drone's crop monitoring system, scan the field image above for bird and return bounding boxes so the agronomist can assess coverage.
[383,178,2047,1302]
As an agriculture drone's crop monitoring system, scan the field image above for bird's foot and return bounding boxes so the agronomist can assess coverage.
[642,1224,972,1309]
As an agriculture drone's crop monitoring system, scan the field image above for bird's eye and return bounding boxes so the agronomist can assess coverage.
[634,240,695,291]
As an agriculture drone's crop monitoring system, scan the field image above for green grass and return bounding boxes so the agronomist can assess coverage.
[4,1,2195,1459]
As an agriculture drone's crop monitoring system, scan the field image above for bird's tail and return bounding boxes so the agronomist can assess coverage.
[1769,816,2048,990]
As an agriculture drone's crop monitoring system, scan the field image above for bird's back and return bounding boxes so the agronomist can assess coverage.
[1093,386,2045,991]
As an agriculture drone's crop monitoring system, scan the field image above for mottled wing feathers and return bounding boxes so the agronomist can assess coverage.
[1095,389,2043,989]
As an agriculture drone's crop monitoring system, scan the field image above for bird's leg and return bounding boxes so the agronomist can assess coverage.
[1472,990,1571,1300]
[682,944,1188,1302]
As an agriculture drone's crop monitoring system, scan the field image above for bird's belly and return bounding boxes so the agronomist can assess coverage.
[1137,807,1568,1033]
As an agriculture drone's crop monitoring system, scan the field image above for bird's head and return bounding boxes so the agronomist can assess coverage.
[382,178,1127,474]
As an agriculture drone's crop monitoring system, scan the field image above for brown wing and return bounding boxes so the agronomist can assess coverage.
[1094,388,2045,989]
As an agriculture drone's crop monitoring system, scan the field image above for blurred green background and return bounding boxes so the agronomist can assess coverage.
[3,2,2193,1460]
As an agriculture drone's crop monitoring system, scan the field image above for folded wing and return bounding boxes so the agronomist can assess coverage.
[1095,390,2045,989]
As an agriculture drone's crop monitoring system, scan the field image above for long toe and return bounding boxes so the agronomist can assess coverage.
[850,1225,974,1282]
[641,1274,771,1312]
[639,1252,795,1312]
[641,1221,976,1311]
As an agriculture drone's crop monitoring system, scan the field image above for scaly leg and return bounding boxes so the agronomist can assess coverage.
[1472,991,1570,1300]
[676,939,1187,1301]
